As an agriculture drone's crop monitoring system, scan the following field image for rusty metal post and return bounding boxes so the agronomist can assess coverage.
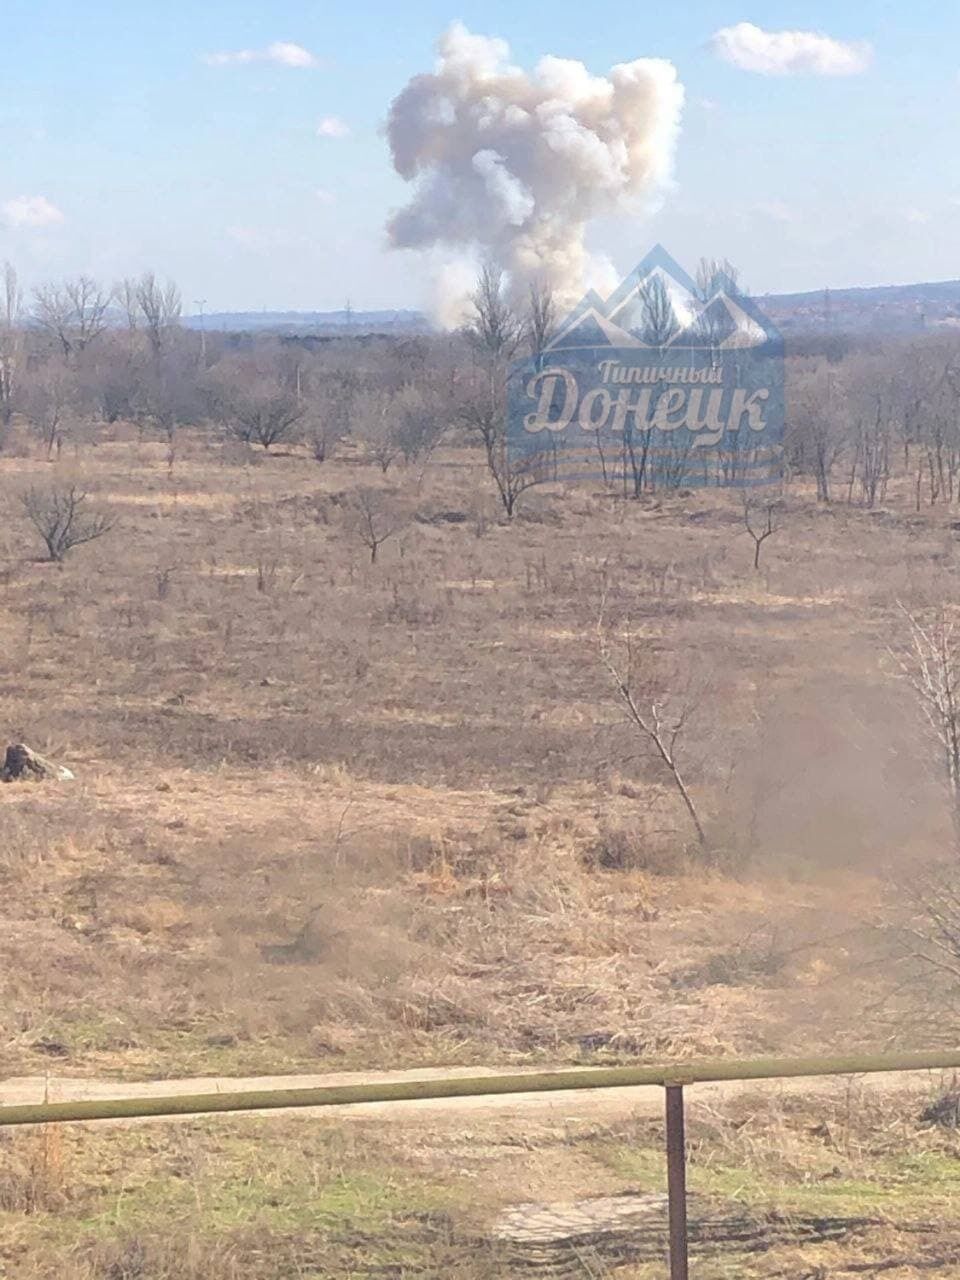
[665,1084,689,1280]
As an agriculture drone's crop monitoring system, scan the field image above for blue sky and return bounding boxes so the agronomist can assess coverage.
[2,0,957,311]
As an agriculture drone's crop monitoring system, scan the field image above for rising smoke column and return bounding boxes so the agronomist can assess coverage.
[385,23,684,319]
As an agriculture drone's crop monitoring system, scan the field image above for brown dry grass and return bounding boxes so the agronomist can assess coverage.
[0,424,955,1080]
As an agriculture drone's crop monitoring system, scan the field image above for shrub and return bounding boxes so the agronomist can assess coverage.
[21,485,114,562]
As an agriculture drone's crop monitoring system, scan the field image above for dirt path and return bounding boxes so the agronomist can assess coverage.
[0,1063,945,1128]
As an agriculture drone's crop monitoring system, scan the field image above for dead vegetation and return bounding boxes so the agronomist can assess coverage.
[0,288,958,1274]
[0,418,953,1080]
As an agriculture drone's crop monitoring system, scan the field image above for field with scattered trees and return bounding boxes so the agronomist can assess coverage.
[2,263,960,1275]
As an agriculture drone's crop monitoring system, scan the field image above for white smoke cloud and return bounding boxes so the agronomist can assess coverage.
[204,41,318,69]
[2,195,64,228]
[710,23,872,76]
[385,22,684,319]
[317,116,350,138]
[427,258,480,330]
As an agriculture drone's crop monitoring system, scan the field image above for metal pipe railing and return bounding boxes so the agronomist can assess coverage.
[1,1049,958,1128]
[3,1047,959,1280]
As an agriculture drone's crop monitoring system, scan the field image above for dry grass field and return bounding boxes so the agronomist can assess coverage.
[1,419,960,1275]
[0,423,955,1080]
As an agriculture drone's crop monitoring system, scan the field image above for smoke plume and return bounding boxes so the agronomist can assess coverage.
[385,23,684,320]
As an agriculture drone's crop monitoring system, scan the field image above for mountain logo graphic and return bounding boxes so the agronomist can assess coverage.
[507,246,784,490]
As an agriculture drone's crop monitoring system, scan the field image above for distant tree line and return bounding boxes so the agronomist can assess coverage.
[4,260,960,520]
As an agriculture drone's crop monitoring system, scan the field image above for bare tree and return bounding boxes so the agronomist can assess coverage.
[899,865,960,990]
[787,358,844,502]
[343,487,408,563]
[852,397,891,507]
[886,608,960,1012]
[22,361,81,458]
[392,383,447,466]
[460,268,547,519]
[597,601,708,852]
[695,256,741,301]
[694,257,742,357]
[620,274,679,496]
[134,343,203,443]
[352,387,400,474]
[33,277,110,358]
[742,494,780,570]
[21,485,114,562]
[890,605,960,849]
[910,341,960,507]
[82,334,143,423]
[0,263,23,428]
[457,369,549,519]
[465,265,524,363]
[114,278,141,332]
[133,272,182,354]
[32,283,75,358]
[206,355,304,451]
[635,274,679,347]
[843,358,893,507]
[301,365,356,463]
[526,279,557,370]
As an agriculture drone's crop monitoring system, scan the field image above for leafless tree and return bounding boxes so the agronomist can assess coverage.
[206,355,304,451]
[909,342,960,507]
[526,279,557,370]
[465,264,524,363]
[635,274,678,347]
[694,257,742,358]
[620,275,679,496]
[890,605,960,849]
[0,263,23,428]
[695,256,741,300]
[597,599,708,852]
[21,485,114,562]
[22,361,81,458]
[887,604,960,1004]
[343,487,408,563]
[352,387,400,473]
[114,278,140,332]
[301,365,356,463]
[852,398,891,507]
[787,358,843,502]
[134,343,203,442]
[899,865,960,991]
[392,383,447,466]
[133,272,182,354]
[33,276,110,358]
[842,358,894,507]
[742,494,780,570]
[82,334,143,423]
[385,335,430,390]
[457,368,549,519]
[460,268,547,519]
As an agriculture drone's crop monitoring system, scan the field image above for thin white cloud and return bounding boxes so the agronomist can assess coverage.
[710,22,872,76]
[317,116,350,138]
[204,41,318,69]
[315,188,337,205]
[2,195,65,228]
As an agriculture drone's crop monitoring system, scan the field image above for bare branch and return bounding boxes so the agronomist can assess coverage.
[596,601,708,853]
